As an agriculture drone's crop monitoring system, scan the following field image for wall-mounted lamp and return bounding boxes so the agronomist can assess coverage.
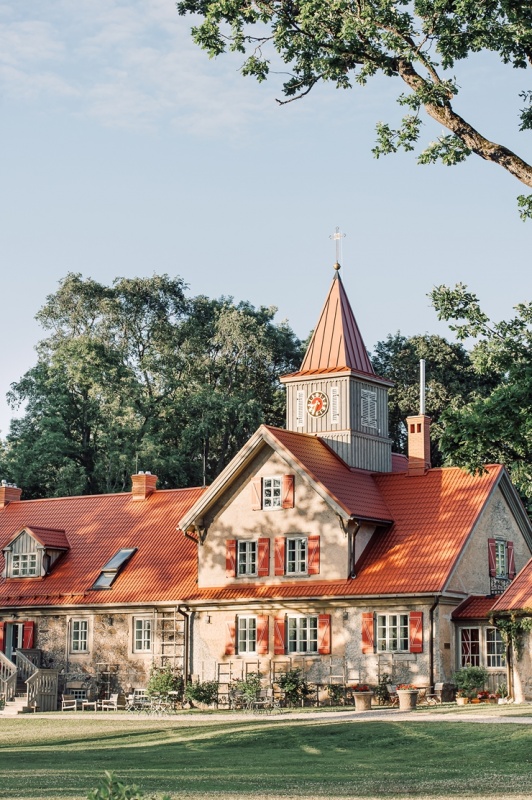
[205,614,211,624]
[342,609,349,621]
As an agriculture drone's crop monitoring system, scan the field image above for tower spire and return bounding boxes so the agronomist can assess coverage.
[330,226,345,270]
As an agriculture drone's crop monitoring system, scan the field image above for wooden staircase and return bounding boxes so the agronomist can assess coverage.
[0,649,58,715]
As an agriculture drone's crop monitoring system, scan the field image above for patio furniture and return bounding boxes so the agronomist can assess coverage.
[61,694,78,711]
[252,687,281,714]
[100,693,119,711]
[81,699,99,711]
[425,683,444,705]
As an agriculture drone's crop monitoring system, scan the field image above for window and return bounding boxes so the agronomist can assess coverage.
[90,547,137,590]
[460,628,480,667]
[361,389,377,428]
[486,628,506,668]
[331,386,340,424]
[495,541,507,578]
[377,614,409,652]
[263,477,282,509]
[71,620,88,653]
[296,390,305,428]
[286,537,307,575]
[288,616,318,654]
[134,618,152,652]
[237,616,257,654]
[12,553,38,577]
[237,541,257,576]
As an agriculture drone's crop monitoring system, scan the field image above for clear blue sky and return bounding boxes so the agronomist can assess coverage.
[0,0,531,437]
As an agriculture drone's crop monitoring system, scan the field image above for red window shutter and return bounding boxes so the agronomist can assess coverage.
[507,541,516,579]
[307,535,320,575]
[361,612,375,654]
[251,478,262,510]
[225,618,236,656]
[274,615,286,655]
[409,611,423,654]
[282,475,295,508]
[274,536,285,576]
[257,616,269,655]
[0,622,5,653]
[22,621,35,649]
[258,538,270,577]
[226,540,237,578]
[318,614,331,654]
[488,538,497,577]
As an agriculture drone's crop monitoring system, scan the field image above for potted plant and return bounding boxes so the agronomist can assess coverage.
[396,684,419,711]
[452,666,488,707]
[350,684,373,711]
[455,690,469,705]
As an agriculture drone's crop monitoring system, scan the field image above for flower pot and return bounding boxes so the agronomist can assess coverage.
[397,690,419,711]
[471,698,481,704]
[456,696,469,705]
[353,692,373,711]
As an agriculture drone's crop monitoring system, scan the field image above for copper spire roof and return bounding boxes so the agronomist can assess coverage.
[288,272,378,379]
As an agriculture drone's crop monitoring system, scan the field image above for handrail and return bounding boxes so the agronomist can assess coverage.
[0,652,17,702]
[26,668,59,712]
[15,650,38,684]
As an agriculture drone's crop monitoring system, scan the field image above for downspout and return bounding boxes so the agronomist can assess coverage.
[506,635,514,700]
[176,605,190,686]
[429,596,440,691]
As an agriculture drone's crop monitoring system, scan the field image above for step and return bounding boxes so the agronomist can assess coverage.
[0,696,31,717]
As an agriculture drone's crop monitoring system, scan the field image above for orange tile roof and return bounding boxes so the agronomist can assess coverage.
[0,487,205,608]
[491,558,532,612]
[452,596,497,620]
[25,527,69,549]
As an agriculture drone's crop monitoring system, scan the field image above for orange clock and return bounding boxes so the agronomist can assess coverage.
[307,391,329,418]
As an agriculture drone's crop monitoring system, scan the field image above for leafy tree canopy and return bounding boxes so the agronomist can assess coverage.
[2,273,303,498]
[431,283,532,505]
[178,0,532,217]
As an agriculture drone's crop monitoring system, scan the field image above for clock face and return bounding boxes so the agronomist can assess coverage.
[307,391,329,418]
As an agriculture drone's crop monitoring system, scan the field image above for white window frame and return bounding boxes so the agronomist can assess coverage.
[263,477,282,509]
[460,627,480,667]
[237,540,257,577]
[361,388,378,428]
[287,615,318,654]
[71,619,89,653]
[133,618,153,653]
[376,613,409,652]
[237,616,257,654]
[11,552,38,577]
[486,627,506,668]
[286,537,308,575]
[495,541,507,578]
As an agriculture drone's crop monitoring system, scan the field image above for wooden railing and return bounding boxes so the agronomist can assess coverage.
[26,669,59,712]
[15,650,38,684]
[0,652,17,702]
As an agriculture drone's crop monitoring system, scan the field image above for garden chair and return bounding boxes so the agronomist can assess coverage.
[61,694,78,711]
[100,693,119,711]
[388,686,399,707]
[426,683,444,705]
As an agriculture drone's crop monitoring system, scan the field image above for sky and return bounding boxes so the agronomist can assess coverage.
[0,0,531,438]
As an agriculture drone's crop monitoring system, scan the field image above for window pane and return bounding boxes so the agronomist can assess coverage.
[486,628,506,668]
[72,620,88,652]
[287,616,317,653]
[263,478,282,508]
[461,628,480,667]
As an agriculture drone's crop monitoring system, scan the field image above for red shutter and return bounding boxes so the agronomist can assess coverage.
[361,612,375,654]
[251,478,262,510]
[225,618,236,656]
[307,535,320,575]
[256,616,269,655]
[257,538,270,577]
[22,621,35,649]
[226,540,237,578]
[0,622,5,653]
[507,541,516,579]
[274,615,285,655]
[274,536,285,576]
[488,538,497,577]
[282,475,295,509]
[409,611,423,654]
[318,614,331,655]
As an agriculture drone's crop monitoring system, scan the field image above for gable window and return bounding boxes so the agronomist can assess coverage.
[286,537,307,575]
[377,614,409,652]
[134,618,152,652]
[288,616,318,654]
[263,477,282,509]
[71,620,88,653]
[488,539,516,594]
[495,541,507,577]
[486,628,506,668]
[238,541,257,576]
[251,475,295,510]
[460,628,480,667]
[237,616,257,654]
[12,553,38,577]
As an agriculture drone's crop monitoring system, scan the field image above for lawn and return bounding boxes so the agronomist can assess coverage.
[2,711,532,800]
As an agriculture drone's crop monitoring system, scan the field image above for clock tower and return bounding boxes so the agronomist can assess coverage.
[280,266,393,472]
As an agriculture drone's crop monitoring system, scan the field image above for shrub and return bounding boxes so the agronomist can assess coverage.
[146,665,184,699]
[327,683,345,705]
[453,666,488,699]
[373,673,391,705]
[230,672,263,704]
[184,680,219,706]
[87,771,170,800]
[277,669,311,706]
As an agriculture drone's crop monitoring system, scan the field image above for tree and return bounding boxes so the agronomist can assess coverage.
[3,274,303,498]
[178,0,532,218]
[372,332,496,465]
[430,283,532,505]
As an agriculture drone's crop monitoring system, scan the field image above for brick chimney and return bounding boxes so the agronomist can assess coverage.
[0,481,22,508]
[406,415,431,476]
[131,472,158,501]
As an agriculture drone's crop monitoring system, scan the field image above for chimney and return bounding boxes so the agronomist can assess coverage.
[0,481,22,508]
[407,359,431,476]
[131,471,158,501]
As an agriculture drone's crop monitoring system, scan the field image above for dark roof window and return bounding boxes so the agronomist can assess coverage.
[90,547,137,590]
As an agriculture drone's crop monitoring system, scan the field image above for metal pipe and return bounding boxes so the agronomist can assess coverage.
[420,359,426,415]
[429,596,440,691]
[176,605,190,686]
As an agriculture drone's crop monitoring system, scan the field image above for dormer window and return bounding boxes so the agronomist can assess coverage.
[2,526,69,579]
[12,553,38,577]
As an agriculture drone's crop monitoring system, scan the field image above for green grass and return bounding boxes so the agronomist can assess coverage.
[2,712,532,800]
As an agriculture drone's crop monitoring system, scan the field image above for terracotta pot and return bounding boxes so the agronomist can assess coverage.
[471,698,481,704]
[353,692,373,711]
[456,696,469,705]
[397,690,419,711]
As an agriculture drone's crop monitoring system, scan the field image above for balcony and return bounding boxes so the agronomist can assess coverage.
[490,576,511,595]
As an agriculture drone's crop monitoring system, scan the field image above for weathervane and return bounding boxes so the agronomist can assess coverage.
[329,226,346,270]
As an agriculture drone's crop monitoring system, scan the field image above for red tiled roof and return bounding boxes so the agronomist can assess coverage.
[491,558,532,612]
[0,487,205,608]
[264,426,393,522]
[25,527,69,549]
[452,596,497,620]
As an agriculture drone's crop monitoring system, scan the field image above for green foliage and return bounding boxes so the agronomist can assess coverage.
[184,680,219,706]
[146,665,184,699]
[230,672,262,703]
[373,672,391,705]
[517,194,532,221]
[1,273,303,498]
[326,683,345,705]
[88,771,170,800]
[178,0,532,197]
[430,284,532,506]
[452,666,488,699]
[490,612,532,661]
[277,668,312,706]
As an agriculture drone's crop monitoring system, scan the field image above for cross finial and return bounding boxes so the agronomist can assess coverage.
[329,226,346,270]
